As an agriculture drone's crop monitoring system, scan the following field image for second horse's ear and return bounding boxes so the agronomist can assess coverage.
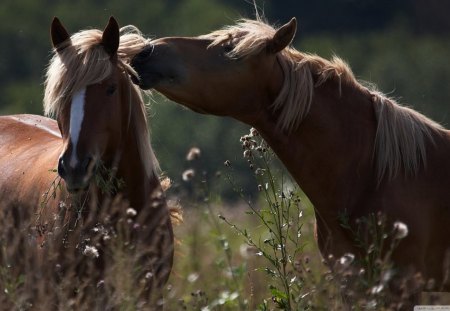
[102,16,120,57]
[267,17,297,54]
[51,17,70,52]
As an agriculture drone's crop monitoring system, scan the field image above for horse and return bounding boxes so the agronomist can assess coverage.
[0,17,173,307]
[130,16,450,304]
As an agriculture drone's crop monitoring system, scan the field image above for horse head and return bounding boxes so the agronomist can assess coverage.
[49,17,131,193]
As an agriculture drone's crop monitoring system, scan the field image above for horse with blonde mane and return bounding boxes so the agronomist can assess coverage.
[0,17,173,306]
[131,17,450,304]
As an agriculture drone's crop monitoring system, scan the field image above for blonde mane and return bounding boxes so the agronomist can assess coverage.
[44,25,158,177]
[208,18,445,182]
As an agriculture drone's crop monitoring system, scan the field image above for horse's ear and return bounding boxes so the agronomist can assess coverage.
[267,17,297,54]
[102,16,120,57]
[51,17,70,51]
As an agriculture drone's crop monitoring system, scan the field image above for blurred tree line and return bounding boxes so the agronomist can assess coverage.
[1,0,449,201]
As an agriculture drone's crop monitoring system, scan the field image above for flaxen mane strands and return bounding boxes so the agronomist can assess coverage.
[207,18,445,181]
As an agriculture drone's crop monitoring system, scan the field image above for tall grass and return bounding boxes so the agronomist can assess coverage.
[1,129,449,310]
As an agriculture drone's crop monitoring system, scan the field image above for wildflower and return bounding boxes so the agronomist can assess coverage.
[83,245,99,258]
[250,127,259,137]
[239,135,251,142]
[126,208,137,217]
[243,150,252,158]
[224,160,231,167]
[393,221,408,239]
[381,269,394,283]
[182,169,195,182]
[187,272,199,283]
[371,284,384,295]
[145,272,153,279]
[366,299,377,309]
[257,184,263,191]
[242,140,252,148]
[186,147,201,161]
[338,253,355,267]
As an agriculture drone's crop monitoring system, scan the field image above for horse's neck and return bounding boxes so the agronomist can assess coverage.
[257,80,377,215]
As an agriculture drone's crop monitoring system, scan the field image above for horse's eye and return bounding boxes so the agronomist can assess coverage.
[106,84,117,96]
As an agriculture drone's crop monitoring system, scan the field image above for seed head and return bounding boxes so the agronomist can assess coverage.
[393,221,408,239]
[186,147,201,161]
[182,169,195,182]
[250,128,259,137]
[243,150,252,158]
[338,253,355,267]
[126,208,137,217]
[83,245,99,258]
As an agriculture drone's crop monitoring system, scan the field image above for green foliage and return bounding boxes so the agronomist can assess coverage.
[94,162,125,195]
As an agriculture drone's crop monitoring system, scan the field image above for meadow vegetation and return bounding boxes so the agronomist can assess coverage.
[1,128,449,310]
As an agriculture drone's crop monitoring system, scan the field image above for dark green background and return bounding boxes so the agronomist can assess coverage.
[1,0,449,201]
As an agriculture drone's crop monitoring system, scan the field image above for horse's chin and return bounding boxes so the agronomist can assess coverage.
[64,172,94,194]
[66,181,90,194]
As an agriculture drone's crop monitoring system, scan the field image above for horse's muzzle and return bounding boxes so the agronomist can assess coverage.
[58,156,93,193]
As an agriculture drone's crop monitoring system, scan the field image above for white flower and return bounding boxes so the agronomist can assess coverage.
[182,169,195,182]
[371,284,384,295]
[186,147,201,161]
[250,128,259,137]
[83,245,99,258]
[126,208,137,217]
[145,272,153,279]
[393,221,408,239]
[339,253,355,267]
[187,272,199,283]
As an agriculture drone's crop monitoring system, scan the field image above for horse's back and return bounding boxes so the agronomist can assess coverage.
[0,114,60,140]
[0,114,63,208]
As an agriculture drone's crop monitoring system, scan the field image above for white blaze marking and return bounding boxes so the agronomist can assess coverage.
[69,88,86,168]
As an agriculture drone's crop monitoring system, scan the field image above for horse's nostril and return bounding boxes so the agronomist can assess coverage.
[57,157,66,178]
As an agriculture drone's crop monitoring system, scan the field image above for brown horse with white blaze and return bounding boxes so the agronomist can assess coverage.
[0,17,173,301]
[131,17,450,296]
